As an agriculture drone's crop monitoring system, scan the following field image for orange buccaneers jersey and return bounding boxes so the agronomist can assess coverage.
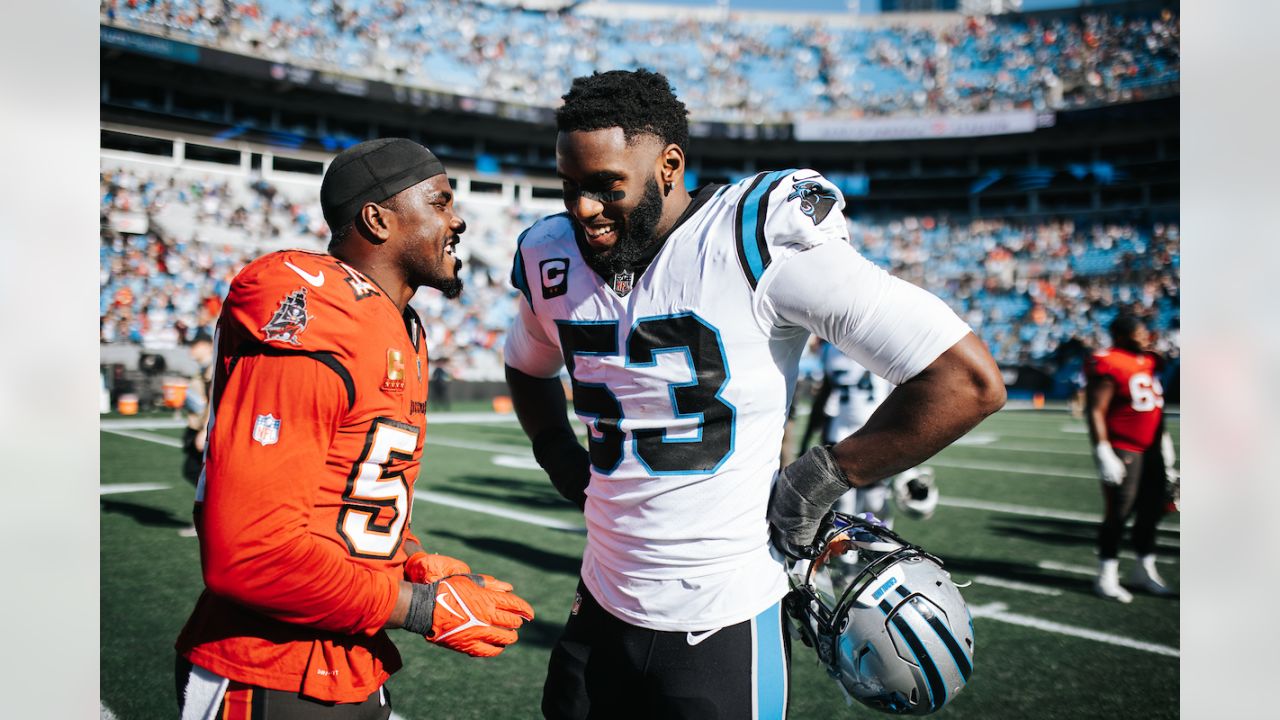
[176,249,432,703]
[1087,348,1164,453]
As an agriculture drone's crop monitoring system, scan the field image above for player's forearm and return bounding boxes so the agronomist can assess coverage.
[506,364,574,440]
[506,364,590,508]
[202,526,400,635]
[384,580,415,629]
[830,334,1004,487]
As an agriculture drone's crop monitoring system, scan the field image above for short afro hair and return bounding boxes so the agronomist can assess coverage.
[556,69,689,149]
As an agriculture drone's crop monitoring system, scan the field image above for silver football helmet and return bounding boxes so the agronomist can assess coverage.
[892,467,939,521]
[784,513,974,715]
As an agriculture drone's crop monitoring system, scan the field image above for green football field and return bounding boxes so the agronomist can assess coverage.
[101,407,1179,719]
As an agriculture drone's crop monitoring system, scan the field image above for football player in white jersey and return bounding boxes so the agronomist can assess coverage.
[503,70,1006,720]
[816,342,940,529]
[819,341,897,526]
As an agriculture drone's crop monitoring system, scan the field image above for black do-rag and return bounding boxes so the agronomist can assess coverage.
[320,138,445,231]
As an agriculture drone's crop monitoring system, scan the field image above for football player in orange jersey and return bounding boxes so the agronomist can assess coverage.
[174,139,533,720]
[1085,314,1178,603]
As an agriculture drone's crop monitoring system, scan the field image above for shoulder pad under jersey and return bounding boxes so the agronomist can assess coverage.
[223,249,388,357]
[726,169,848,290]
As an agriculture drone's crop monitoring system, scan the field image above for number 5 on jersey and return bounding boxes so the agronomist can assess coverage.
[338,418,418,558]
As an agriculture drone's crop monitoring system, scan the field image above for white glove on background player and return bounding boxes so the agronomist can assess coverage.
[1094,443,1126,486]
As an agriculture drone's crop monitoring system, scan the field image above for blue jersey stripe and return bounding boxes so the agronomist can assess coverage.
[736,170,791,288]
[754,600,787,720]
[510,226,533,310]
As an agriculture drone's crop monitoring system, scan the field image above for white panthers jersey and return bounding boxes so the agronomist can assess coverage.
[821,343,894,443]
[505,170,970,631]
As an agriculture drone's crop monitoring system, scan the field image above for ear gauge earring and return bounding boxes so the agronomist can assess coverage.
[664,182,673,195]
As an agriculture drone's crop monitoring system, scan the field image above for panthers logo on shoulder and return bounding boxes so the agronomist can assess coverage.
[786,179,838,226]
[261,288,313,346]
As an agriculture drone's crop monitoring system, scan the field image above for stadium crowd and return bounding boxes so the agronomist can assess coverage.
[100,0,1179,121]
[100,165,1179,382]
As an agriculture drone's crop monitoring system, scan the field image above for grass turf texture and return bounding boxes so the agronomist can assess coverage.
[101,408,1178,718]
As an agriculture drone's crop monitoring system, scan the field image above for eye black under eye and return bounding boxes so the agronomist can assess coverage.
[572,188,626,203]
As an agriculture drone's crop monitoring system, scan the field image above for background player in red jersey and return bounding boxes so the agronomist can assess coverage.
[174,139,533,719]
[1086,314,1178,603]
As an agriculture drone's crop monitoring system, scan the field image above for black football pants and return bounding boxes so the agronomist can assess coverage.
[542,581,791,720]
[1098,443,1168,559]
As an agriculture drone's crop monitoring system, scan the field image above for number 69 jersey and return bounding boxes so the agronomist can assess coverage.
[1087,347,1165,453]
[506,171,970,632]
[176,249,431,703]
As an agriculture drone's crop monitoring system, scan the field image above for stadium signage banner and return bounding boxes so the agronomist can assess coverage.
[794,111,1043,142]
[100,26,201,64]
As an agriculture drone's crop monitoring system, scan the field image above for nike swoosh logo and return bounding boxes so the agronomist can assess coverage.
[436,592,465,620]
[284,260,324,287]
[686,628,721,646]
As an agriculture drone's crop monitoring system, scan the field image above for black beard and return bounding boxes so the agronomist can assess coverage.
[438,277,463,299]
[424,258,464,299]
[585,176,664,277]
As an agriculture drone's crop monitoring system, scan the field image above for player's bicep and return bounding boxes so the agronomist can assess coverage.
[766,241,971,385]
[503,298,564,379]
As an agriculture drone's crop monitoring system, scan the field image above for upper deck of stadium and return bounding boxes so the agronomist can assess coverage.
[100,0,1178,123]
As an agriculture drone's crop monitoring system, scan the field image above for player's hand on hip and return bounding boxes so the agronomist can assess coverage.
[402,574,534,657]
[1093,442,1126,486]
[767,445,853,559]
[404,551,471,584]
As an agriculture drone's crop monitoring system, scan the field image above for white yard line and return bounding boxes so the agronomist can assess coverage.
[948,444,1091,458]
[928,458,1097,479]
[414,491,585,533]
[100,417,186,429]
[971,576,1063,596]
[938,496,1181,534]
[968,602,1179,658]
[102,427,184,448]
[1037,560,1098,576]
[100,483,171,495]
[982,431,1089,442]
[427,436,535,456]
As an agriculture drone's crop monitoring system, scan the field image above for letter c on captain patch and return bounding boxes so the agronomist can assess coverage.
[540,258,569,299]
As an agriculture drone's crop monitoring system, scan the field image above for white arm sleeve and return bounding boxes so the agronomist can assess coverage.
[503,297,565,379]
[763,241,972,385]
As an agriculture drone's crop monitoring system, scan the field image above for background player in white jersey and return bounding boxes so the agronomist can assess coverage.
[817,342,939,529]
[503,70,1006,719]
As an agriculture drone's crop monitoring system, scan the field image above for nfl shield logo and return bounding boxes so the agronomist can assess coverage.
[610,270,635,297]
[252,413,281,446]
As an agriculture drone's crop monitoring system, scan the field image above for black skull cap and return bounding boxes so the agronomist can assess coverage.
[320,138,445,231]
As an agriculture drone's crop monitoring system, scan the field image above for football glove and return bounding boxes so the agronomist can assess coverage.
[405,551,471,584]
[768,444,852,559]
[1093,443,1126,486]
[532,427,590,509]
[403,574,534,657]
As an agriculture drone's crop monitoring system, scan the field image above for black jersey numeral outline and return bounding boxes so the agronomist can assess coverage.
[556,313,735,475]
[337,417,419,559]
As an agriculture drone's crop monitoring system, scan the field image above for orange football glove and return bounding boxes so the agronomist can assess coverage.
[428,574,533,657]
[404,551,471,584]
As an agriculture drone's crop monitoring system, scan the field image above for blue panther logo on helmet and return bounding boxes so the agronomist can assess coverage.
[785,179,838,226]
